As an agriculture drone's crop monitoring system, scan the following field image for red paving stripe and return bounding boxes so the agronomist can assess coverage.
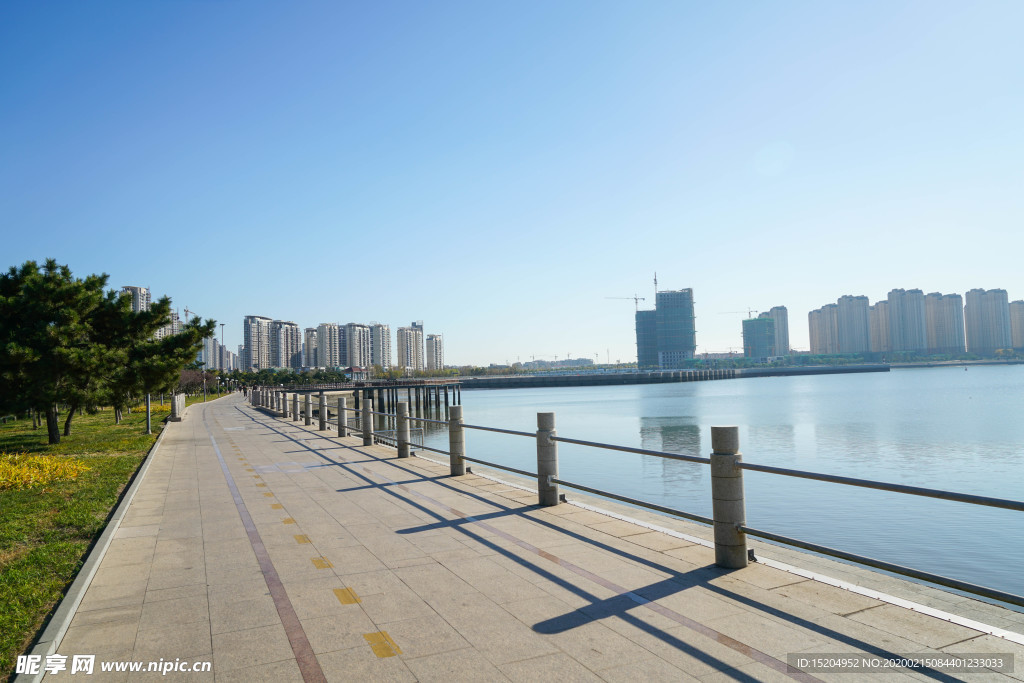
[204,414,327,683]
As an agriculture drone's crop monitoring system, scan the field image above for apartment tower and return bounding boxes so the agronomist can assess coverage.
[121,286,151,313]
[316,323,343,368]
[396,323,425,372]
[924,293,966,354]
[345,323,372,368]
[371,323,392,370]
[426,334,444,370]
[242,315,273,371]
[964,288,1011,355]
[1011,301,1024,350]
[304,327,318,367]
[886,289,927,353]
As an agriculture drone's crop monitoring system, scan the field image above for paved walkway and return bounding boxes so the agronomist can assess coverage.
[45,395,1024,681]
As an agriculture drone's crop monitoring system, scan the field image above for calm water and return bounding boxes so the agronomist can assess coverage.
[422,366,1024,606]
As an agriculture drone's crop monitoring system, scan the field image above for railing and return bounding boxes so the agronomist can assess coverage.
[246,386,1024,610]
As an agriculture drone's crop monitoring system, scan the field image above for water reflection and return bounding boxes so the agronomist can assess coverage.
[639,417,701,455]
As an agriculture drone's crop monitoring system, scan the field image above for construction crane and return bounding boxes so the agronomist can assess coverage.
[605,295,646,311]
[718,309,759,319]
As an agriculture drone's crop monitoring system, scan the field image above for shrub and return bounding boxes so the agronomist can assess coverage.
[0,453,90,491]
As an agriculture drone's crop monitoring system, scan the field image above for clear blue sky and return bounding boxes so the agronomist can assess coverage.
[3,1,1022,365]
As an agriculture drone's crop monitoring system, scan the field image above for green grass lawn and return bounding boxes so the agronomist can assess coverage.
[0,396,217,681]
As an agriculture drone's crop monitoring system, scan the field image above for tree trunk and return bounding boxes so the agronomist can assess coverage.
[45,405,61,445]
[63,402,77,436]
[114,406,123,424]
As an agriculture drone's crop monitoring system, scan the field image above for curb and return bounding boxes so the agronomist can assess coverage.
[13,418,173,683]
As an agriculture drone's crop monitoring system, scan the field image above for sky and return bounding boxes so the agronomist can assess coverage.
[3,1,1023,365]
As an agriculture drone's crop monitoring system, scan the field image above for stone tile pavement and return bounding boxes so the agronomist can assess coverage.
[40,394,1024,681]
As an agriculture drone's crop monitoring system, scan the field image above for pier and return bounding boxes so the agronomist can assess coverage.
[458,364,890,390]
[29,392,1023,682]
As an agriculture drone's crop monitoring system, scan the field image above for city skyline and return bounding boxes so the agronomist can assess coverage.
[4,3,1024,365]
[808,287,1023,356]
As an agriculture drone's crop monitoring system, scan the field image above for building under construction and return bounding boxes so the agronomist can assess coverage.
[635,288,697,369]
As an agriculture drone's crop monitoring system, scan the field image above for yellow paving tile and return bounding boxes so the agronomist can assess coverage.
[363,631,401,658]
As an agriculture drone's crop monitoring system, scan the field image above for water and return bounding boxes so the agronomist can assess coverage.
[422,366,1024,606]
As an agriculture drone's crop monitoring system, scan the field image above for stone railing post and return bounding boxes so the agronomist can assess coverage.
[304,394,311,426]
[361,394,374,446]
[318,392,327,431]
[396,402,410,458]
[711,426,748,569]
[337,397,347,437]
[537,412,559,506]
[292,394,299,421]
[448,405,465,476]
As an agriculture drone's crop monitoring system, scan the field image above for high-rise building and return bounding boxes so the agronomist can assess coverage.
[742,317,775,359]
[371,323,391,369]
[633,289,697,368]
[887,289,927,353]
[808,304,838,354]
[304,327,318,367]
[654,289,697,367]
[316,323,343,368]
[1010,301,1024,350]
[200,335,220,370]
[396,323,425,371]
[242,315,273,370]
[764,306,789,356]
[964,288,1011,355]
[426,334,444,370]
[154,308,183,340]
[345,323,371,368]
[869,301,890,353]
[121,286,151,313]
[836,295,870,354]
[635,310,658,368]
[269,320,302,369]
[924,293,966,354]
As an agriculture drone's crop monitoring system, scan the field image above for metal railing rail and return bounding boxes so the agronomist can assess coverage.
[737,524,1024,609]
[551,477,714,526]
[463,424,535,438]
[462,456,538,479]
[405,415,448,426]
[412,443,454,457]
[551,436,711,464]
[735,463,1024,512]
[248,388,1024,609]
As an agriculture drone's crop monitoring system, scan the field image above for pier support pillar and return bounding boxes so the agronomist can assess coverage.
[397,402,410,458]
[711,426,748,569]
[448,405,465,476]
[536,412,560,506]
